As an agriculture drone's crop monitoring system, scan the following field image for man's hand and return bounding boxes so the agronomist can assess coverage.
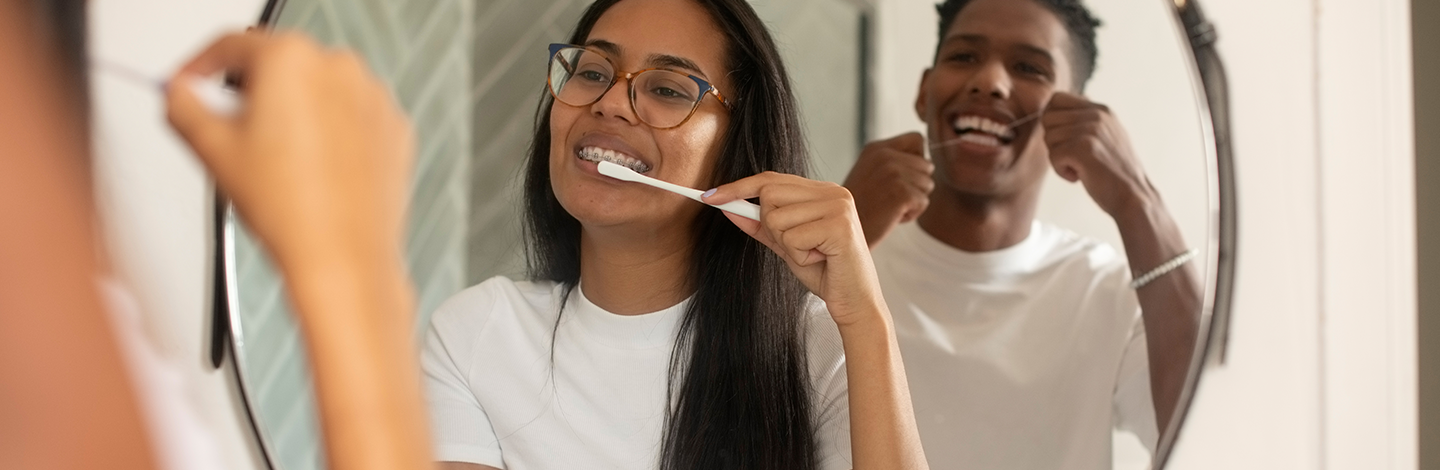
[843,132,934,248]
[1044,92,1202,436]
[1041,92,1157,219]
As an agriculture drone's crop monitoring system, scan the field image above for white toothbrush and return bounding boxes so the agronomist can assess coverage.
[597,161,762,221]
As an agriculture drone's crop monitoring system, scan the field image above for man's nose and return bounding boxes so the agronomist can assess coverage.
[965,60,1012,100]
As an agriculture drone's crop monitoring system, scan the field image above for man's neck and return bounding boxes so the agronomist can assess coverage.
[917,186,1040,253]
[577,224,695,316]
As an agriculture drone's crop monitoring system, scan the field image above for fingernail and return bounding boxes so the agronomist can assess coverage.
[702,188,717,199]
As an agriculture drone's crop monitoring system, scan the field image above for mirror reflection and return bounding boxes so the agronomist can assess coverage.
[862,0,1209,469]
[229,0,1216,469]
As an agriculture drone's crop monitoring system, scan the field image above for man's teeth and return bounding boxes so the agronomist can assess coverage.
[578,146,650,173]
[952,115,1015,141]
[957,132,1002,147]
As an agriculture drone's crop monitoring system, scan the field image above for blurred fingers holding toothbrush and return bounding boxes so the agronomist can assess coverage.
[842,132,935,249]
[166,32,434,470]
[166,31,414,268]
[1040,91,1157,218]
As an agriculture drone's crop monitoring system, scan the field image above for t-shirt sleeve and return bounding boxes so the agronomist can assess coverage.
[1112,311,1159,454]
[805,299,854,470]
[421,285,506,467]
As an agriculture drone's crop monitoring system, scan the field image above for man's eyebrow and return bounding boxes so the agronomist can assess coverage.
[1012,44,1055,63]
[942,34,988,47]
[942,34,1055,63]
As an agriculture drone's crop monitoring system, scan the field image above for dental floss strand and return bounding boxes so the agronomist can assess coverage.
[926,107,1046,151]
[92,59,241,117]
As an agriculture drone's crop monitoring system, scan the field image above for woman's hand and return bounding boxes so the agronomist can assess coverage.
[166,32,432,470]
[703,172,885,326]
[166,32,414,270]
[708,172,930,469]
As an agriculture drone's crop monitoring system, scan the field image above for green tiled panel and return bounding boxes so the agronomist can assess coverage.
[231,0,473,469]
[464,0,594,285]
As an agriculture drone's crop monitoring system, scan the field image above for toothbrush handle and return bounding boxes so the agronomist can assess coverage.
[710,199,760,221]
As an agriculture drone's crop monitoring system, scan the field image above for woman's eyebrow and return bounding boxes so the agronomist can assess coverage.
[584,39,706,77]
[646,54,704,76]
[585,39,623,56]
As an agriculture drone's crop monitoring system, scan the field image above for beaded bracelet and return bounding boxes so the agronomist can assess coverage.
[1130,249,1198,289]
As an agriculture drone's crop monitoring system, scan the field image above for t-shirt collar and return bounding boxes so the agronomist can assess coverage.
[569,283,689,349]
[900,220,1052,276]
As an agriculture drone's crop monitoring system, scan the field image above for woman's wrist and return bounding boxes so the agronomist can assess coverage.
[831,294,893,335]
[280,243,413,328]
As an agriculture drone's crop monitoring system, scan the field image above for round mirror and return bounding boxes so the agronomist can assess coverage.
[218,0,1233,468]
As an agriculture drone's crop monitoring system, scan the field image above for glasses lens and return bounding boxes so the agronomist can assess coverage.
[549,48,613,106]
[633,70,704,128]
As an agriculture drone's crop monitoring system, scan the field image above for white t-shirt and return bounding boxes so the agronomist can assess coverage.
[872,222,1157,470]
[99,278,226,470]
[422,277,854,469]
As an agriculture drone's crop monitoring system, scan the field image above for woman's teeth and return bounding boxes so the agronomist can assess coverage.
[578,146,650,173]
[952,115,1016,143]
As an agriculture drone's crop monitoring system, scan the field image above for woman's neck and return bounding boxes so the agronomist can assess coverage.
[577,225,695,315]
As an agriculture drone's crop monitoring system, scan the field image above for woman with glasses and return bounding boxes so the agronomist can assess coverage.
[424,0,928,469]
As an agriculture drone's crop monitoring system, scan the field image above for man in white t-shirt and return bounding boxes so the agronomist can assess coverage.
[843,0,1203,468]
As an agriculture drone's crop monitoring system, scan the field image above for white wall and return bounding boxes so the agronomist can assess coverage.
[1170,0,1417,467]
[1160,0,1327,465]
[89,1,269,468]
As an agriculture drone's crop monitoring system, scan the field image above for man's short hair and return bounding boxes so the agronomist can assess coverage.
[934,0,1102,91]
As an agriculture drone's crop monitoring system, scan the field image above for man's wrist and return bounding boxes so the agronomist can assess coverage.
[1110,187,1164,230]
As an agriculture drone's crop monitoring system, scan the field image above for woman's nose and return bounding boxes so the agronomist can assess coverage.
[590,75,640,125]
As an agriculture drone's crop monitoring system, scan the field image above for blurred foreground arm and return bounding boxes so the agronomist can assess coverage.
[166,32,432,470]
[0,1,156,468]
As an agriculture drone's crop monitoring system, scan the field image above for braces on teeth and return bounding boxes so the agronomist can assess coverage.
[579,147,650,173]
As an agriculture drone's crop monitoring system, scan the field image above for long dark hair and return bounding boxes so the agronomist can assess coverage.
[23,0,90,151]
[521,0,818,468]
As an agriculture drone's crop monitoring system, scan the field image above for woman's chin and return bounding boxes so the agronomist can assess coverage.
[564,198,702,234]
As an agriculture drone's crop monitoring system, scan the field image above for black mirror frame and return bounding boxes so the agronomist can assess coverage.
[209,0,1237,468]
[1154,0,1237,467]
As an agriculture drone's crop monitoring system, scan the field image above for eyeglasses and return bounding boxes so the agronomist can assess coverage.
[546,43,731,129]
